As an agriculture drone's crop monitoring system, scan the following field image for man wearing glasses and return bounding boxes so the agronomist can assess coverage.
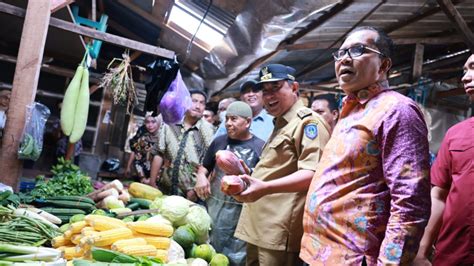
[229,64,331,265]
[300,27,431,265]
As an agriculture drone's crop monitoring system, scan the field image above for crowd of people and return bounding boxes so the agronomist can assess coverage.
[124,27,473,266]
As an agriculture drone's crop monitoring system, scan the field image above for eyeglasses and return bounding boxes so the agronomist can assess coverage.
[332,44,385,61]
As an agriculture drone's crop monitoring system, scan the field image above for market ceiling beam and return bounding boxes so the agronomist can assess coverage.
[436,0,474,52]
[0,53,102,82]
[0,2,175,59]
[0,0,51,189]
[50,0,74,13]
[281,35,464,51]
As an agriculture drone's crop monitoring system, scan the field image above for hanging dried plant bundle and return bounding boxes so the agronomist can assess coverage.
[98,51,143,114]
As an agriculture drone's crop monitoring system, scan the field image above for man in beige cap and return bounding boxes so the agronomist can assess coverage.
[195,101,266,265]
[227,64,331,266]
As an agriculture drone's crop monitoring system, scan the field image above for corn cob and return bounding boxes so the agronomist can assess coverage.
[119,244,157,256]
[85,227,133,246]
[52,235,72,248]
[70,221,87,234]
[81,226,94,234]
[63,229,74,239]
[85,215,126,225]
[142,236,171,249]
[155,249,168,263]
[90,219,126,231]
[111,238,147,251]
[127,221,173,237]
[64,246,84,260]
[71,234,83,245]
[81,229,98,237]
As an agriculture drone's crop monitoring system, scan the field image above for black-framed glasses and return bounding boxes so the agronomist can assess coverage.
[332,44,385,61]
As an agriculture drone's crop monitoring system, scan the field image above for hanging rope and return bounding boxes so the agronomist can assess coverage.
[184,0,213,62]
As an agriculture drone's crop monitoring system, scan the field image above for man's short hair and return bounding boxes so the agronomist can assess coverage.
[346,26,394,59]
[312,94,339,112]
[189,89,208,102]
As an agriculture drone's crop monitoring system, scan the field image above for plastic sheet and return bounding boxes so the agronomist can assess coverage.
[199,0,339,94]
[144,58,179,116]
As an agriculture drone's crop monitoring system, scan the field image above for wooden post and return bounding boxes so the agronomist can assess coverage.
[0,0,51,189]
[412,43,424,82]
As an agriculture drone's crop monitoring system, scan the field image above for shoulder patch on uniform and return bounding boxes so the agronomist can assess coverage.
[297,108,312,119]
[304,123,318,140]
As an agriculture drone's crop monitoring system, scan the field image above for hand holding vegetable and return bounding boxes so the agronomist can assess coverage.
[231,175,268,203]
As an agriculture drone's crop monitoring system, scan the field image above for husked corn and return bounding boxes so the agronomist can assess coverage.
[85,215,125,227]
[119,244,157,256]
[91,219,126,231]
[71,234,83,245]
[70,221,87,234]
[111,238,147,251]
[142,236,171,249]
[81,226,94,233]
[155,249,168,263]
[86,227,133,246]
[64,246,84,260]
[127,221,173,237]
[52,235,72,248]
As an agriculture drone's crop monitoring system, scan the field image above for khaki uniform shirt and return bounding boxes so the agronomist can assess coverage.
[234,100,330,252]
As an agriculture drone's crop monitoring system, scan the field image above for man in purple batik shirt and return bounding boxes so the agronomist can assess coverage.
[300,27,431,265]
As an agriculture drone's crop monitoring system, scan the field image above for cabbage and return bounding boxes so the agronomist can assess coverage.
[147,214,172,226]
[149,196,164,210]
[183,205,211,239]
[159,195,190,223]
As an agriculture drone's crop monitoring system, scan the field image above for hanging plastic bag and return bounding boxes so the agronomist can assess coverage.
[144,58,179,116]
[159,70,192,124]
[18,102,51,161]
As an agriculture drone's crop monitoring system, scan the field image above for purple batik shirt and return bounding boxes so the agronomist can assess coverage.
[301,81,431,265]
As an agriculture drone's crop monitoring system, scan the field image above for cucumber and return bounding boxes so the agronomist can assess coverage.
[40,200,95,211]
[40,208,86,215]
[128,198,152,209]
[45,195,95,205]
[125,202,140,211]
[56,215,74,224]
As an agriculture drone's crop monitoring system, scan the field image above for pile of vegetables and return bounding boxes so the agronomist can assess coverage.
[60,52,90,143]
[52,214,172,262]
[28,158,94,200]
[0,206,60,246]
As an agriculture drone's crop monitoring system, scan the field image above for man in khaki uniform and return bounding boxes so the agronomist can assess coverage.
[229,64,330,266]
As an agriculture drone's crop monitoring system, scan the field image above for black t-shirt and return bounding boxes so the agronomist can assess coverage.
[202,135,265,172]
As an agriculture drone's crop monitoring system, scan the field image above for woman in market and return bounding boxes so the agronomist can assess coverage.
[125,113,162,184]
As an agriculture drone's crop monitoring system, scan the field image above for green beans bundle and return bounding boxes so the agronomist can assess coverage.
[0,206,60,246]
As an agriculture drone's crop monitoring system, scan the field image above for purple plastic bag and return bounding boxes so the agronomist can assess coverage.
[159,70,192,124]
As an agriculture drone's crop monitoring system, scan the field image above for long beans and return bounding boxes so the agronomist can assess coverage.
[0,211,60,246]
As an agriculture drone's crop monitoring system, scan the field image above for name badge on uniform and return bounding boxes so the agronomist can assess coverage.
[304,124,318,140]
